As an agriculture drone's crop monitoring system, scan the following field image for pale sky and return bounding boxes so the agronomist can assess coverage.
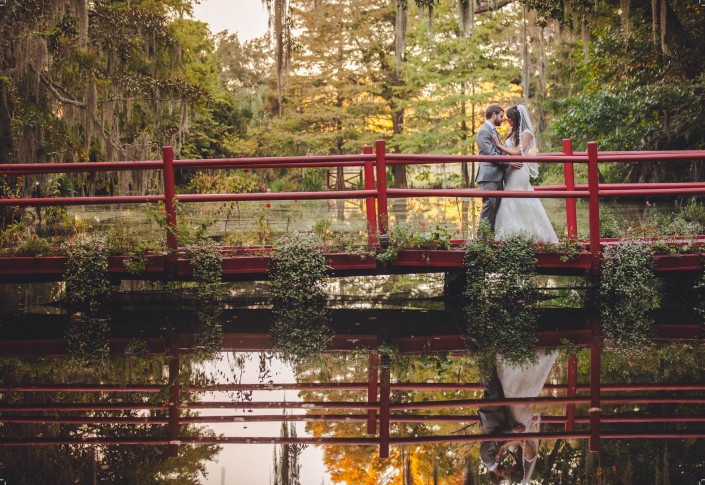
[192,0,270,41]
[199,355,333,485]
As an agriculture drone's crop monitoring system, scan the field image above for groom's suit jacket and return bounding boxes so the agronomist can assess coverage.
[475,122,507,183]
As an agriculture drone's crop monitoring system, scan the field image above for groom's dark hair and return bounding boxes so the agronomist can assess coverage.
[486,105,504,119]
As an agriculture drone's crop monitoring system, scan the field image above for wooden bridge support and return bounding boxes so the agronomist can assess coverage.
[562,139,578,240]
[566,354,578,432]
[589,322,602,452]
[379,353,391,459]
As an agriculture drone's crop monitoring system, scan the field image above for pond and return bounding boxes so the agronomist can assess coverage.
[1,270,705,484]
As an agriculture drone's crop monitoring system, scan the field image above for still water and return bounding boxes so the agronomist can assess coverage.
[1,270,704,484]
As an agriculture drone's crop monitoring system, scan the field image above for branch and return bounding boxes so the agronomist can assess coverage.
[475,0,515,14]
[39,74,85,109]
[29,64,85,109]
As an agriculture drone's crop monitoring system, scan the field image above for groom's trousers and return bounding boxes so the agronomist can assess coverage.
[478,180,503,231]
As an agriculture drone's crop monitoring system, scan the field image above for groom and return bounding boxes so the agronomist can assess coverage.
[475,105,521,230]
[478,366,525,483]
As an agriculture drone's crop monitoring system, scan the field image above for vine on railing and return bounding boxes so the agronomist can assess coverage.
[464,223,539,367]
[599,240,656,355]
[269,232,331,365]
[62,235,113,370]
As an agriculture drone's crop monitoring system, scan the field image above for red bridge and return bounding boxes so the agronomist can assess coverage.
[2,140,705,280]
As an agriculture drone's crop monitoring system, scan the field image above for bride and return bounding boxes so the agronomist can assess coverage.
[496,351,558,484]
[491,105,559,244]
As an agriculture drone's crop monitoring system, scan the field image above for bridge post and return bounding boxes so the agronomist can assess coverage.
[363,146,379,246]
[589,321,602,452]
[162,146,178,255]
[367,352,379,434]
[587,142,600,271]
[168,353,180,458]
[562,139,578,240]
[375,141,389,245]
[379,353,391,458]
[566,354,577,431]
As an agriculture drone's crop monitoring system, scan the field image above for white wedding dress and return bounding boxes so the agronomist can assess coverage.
[497,351,558,485]
[494,132,559,244]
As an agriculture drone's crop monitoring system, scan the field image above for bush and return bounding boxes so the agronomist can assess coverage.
[599,240,656,355]
[269,232,331,365]
[465,223,539,367]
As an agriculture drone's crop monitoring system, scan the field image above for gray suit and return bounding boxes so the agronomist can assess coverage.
[476,122,507,230]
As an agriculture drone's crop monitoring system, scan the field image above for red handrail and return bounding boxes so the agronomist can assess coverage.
[3,140,705,268]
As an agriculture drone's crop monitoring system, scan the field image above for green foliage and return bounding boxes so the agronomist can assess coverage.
[599,240,656,355]
[62,235,113,371]
[186,169,261,194]
[0,225,51,256]
[377,223,452,263]
[464,223,539,367]
[146,201,215,248]
[187,239,224,360]
[269,232,331,365]
[542,238,588,262]
[62,235,111,314]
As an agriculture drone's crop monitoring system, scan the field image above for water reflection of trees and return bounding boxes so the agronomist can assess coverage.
[288,342,705,484]
[0,356,220,484]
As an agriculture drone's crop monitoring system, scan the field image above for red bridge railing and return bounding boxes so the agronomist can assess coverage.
[2,141,705,270]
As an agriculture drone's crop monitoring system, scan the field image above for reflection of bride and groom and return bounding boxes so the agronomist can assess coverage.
[479,352,557,484]
[473,105,558,482]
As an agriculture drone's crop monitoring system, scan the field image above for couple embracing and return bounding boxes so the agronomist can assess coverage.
[476,105,559,244]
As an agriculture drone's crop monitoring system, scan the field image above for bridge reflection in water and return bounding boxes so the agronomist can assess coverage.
[1,288,705,483]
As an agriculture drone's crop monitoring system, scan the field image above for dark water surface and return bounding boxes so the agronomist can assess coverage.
[1,272,705,484]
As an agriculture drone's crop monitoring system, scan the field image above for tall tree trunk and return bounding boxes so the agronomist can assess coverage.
[652,0,659,46]
[395,0,408,77]
[522,7,530,105]
[391,105,407,188]
[537,27,547,145]
[620,0,630,36]
[582,15,590,61]
[660,0,667,54]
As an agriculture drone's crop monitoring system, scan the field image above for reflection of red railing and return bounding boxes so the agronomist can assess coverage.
[3,141,705,272]
[3,349,705,457]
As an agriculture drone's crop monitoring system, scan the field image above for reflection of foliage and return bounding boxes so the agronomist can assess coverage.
[269,232,331,365]
[0,353,220,484]
[65,314,111,371]
[539,344,705,483]
[273,421,306,485]
[599,240,655,355]
[187,239,224,360]
[464,223,538,367]
[299,353,474,484]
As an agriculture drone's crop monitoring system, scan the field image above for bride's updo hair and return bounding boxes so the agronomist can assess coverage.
[506,105,521,146]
